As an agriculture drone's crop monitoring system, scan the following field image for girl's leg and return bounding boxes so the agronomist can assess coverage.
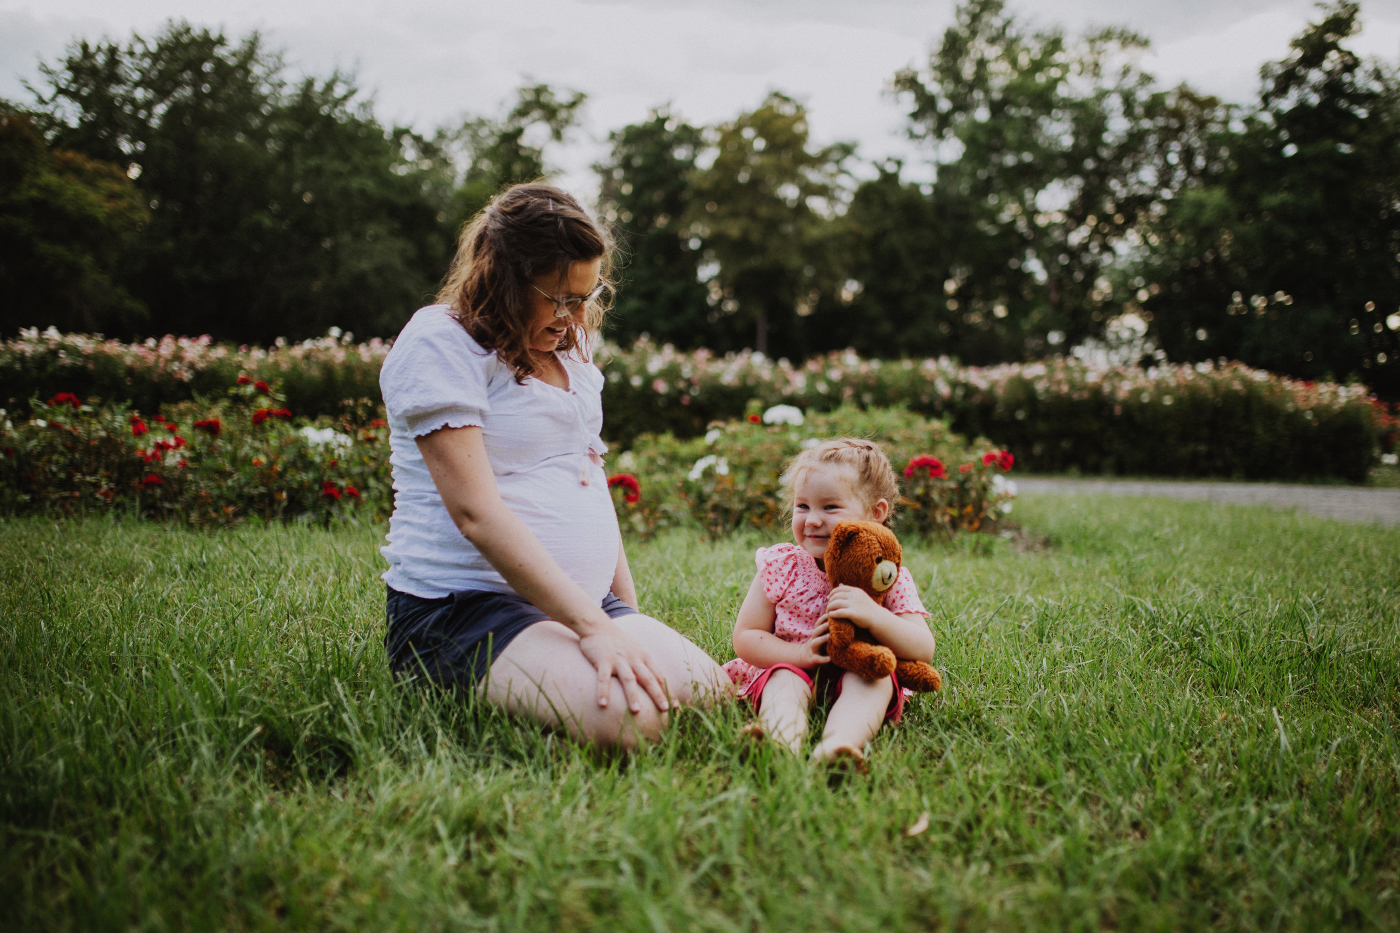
[482,614,729,750]
[754,668,814,754]
[810,671,893,764]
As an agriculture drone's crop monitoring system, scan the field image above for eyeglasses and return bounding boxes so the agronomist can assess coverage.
[532,281,606,319]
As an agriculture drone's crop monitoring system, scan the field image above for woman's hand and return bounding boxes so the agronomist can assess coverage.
[577,618,671,713]
[791,618,831,667]
[826,585,883,630]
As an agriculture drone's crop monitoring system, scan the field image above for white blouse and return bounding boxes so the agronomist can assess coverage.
[378,305,619,600]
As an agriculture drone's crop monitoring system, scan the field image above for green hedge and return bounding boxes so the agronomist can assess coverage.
[5,328,1391,482]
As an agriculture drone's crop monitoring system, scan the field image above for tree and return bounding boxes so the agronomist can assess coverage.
[29,22,454,343]
[447,84,585,229]
[0,106,148,334]
[1137,2,1400,398]
[683,92,853,357]
[594,107,710,348]
[893,0,1177,354]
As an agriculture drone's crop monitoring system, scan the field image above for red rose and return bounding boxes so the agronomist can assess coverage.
[254,381,271,395]
[153,415,165,422]
[747,414,761,423]
[903,455,946,479]
[274,408,292,420]
[251,457,265,467]
[607,473,642,504]
[141,473,163,488]
[997,450,1014,471]
[369,418,387,428]
[193,419,221,438]
[252,409,271,426]
[345,486,360,498]
[236,375,253,386]
[49,392,81,408]
[177,459,187,468]
[166,423,179,433]
[959,463,973,473]
[321,480,342,500]
[130,418,149,437]
[982,452,998,466]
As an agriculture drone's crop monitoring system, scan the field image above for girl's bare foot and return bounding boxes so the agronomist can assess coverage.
[741,721,766,742]
[810,740,868,774]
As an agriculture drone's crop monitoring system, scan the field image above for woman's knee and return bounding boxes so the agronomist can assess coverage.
[586,691,668,749]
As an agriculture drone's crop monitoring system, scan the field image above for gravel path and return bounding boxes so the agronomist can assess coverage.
[1017,478,1400,528]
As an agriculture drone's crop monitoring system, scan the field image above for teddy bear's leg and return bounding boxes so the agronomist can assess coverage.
[895,659,943,693]
[828,619,896,680]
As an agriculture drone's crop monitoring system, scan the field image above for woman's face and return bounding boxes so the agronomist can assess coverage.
[527,258,603,355]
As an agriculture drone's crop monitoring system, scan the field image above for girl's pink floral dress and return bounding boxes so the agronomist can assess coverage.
[722,543,930,696]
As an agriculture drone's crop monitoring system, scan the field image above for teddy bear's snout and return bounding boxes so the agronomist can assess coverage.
[872,559,898,592]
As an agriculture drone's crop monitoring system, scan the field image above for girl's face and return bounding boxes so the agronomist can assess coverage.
[527,258,603,355]
[790,465,889,563]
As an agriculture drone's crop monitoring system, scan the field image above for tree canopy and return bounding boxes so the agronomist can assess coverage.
[6,6,1398,398]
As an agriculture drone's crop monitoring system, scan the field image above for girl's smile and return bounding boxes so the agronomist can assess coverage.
[790,466,888,564]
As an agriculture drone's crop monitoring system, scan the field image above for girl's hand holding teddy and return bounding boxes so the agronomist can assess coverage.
[824,584,887,633]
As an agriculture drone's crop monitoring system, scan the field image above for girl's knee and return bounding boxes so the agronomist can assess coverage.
[842,669,894,699]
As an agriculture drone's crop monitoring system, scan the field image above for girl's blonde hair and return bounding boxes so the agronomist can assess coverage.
[786,437,900,527]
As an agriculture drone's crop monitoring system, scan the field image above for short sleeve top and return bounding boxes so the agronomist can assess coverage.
[378,305,619,600]
[721,543,930,691]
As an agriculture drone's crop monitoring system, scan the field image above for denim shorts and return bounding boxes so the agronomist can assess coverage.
[384,586,638,689]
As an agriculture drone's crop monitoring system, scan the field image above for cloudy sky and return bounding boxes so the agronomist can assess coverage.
[4,0,1399,197]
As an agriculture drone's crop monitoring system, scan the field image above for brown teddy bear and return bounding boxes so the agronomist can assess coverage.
[823,520,943,693]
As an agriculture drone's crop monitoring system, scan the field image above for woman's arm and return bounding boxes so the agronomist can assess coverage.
[824,585,936,663]
[416,424,668,713]
[732,574,830,670]
[611,539,638,609]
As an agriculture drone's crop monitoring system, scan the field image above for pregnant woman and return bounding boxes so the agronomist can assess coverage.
[380,183,728,748]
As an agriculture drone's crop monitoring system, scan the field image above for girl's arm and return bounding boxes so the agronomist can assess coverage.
[611,538,638,609]
[732,573,830,669]
[825,585,936,663]
[417,425,668,714]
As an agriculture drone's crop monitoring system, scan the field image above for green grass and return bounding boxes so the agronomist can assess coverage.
[2,496,1398,931]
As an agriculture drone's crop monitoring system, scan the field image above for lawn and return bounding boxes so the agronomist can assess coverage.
[2,496,1398,931]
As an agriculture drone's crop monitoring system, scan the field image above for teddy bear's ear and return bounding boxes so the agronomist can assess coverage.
[828,521,859,558]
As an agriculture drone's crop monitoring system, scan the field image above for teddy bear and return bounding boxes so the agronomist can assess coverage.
[823,520,943,693]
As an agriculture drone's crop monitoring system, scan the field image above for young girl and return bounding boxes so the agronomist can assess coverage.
[724,438,936,767]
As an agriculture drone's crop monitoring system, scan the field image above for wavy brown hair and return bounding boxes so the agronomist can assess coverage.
[436,183,614,382]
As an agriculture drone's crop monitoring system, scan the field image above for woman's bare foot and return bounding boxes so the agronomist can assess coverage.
[810,740,868,774]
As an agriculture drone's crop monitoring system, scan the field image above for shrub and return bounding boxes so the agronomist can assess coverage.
[4,328,1386,481]
[616,405,1010,540]
[0,380,389,525]
[899,450,1016,539]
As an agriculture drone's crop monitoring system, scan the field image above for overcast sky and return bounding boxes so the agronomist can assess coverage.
[5,0,1400,198]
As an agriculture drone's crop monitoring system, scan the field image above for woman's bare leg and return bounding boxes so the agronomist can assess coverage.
[613,613,733,707]
[481,614,729,749]
[753,668,814,754]
[810,671,892,765]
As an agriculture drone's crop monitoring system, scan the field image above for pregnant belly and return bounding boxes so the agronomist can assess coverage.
[497,459,620,601]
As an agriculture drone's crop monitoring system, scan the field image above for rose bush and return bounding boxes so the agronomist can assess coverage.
[4,328,1387,481]
[611,405,1011,540]
[0,379,390,525]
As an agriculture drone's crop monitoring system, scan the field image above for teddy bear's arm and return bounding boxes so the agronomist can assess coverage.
[828,586,935,664]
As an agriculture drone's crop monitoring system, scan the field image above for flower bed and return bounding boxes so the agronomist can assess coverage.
[609,405,1014,540]
[0,380,389,525]
[4,328,1389,482]
[598,341,1388,483]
